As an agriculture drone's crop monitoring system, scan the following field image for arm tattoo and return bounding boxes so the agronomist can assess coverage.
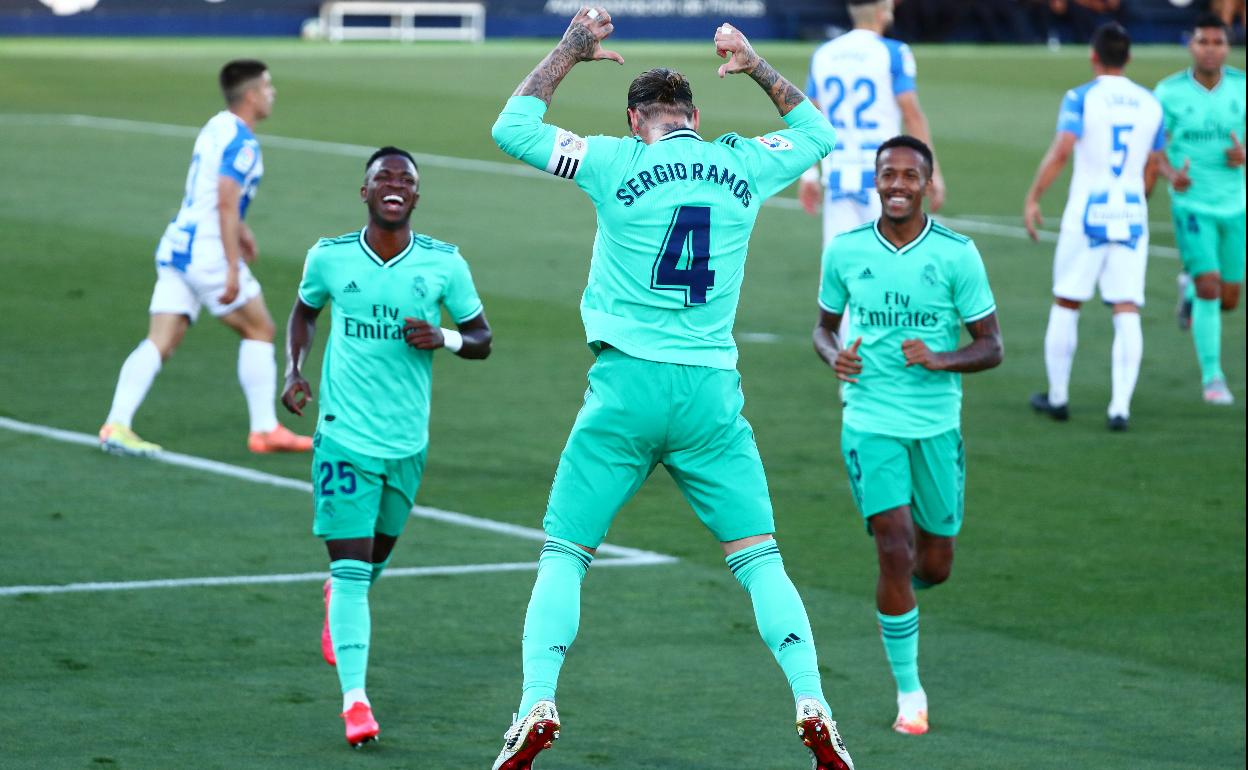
[513,23,597,105]
[748,57,806,115]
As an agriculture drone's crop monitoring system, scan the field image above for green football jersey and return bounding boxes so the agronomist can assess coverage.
[1155,67,1246,214]
[298,229,484,458]
[493,96,836,369]
[819,217,996,439]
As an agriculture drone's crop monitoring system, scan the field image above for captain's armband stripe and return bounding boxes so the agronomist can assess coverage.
[545,130,588,180]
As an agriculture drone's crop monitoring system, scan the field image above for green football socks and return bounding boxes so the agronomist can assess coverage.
[370,555,391,585]
[518,537,592,715]
[1192,297,1224,385]
[727,540,829,712]
[878,607,922,694]
[329,559,373,695]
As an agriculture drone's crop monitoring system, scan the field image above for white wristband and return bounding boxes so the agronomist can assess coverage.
[440,328,463,353]
[800,166,820,184]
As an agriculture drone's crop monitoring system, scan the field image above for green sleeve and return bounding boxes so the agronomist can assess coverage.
[490,95,630,202]
[1153,82,1174,133]
[817,241,848,314]
[297,247,329,309]
[733,100,837,200]
[953,241,996,323]
[444,253,484,324]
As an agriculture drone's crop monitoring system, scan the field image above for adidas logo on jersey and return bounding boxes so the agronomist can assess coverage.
[778,632,805,651]
[859,268,875,280]
[343,281,361,293]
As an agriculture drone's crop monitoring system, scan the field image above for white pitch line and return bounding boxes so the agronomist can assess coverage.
[764,197,1181,260]
[0,554,675,598]
[0,113,1179,258]
[0,113,547,180]
[0,417,677,596]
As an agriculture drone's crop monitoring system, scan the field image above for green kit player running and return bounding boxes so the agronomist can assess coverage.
[489,8,854,770]
[813,136,1003,736]
[280,147,492,747]
[1155,13,1246,405]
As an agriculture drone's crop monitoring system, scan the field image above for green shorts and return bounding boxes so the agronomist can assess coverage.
[544,348,774,548]
[1173,207,1246,283]
[841,424,965,538]
[311,432,426,541]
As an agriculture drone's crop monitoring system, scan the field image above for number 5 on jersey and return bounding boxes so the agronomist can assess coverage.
[652,205,716,306]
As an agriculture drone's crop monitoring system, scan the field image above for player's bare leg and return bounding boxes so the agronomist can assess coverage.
[220,295,312,451]
[100,312,189,456]
[912,529,955,590]
[871,507,929,735]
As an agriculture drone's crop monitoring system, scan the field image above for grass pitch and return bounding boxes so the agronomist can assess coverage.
[0,38,1244,769]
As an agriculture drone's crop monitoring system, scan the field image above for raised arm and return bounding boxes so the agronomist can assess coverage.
[282,298,322,416]
[510,7,623,106]
[714,23,805,116]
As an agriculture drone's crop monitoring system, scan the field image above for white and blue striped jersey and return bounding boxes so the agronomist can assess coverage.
[155,110,264,271]
[1056,75,1164,246]
[806,29,916,203]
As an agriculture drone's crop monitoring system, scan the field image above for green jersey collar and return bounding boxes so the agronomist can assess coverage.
[872,215,933,255]
[358,229,415,268]
[1186,67,1226,94]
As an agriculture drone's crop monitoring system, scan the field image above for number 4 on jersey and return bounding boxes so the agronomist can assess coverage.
[652,205,716,306]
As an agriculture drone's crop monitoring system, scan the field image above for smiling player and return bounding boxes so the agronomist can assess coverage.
[813,135,1003,735]
[281,146,491,747]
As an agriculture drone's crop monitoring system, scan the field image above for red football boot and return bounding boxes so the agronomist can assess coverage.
[342,701,379,747]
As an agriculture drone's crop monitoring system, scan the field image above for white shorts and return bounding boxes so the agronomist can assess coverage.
[1051,228,1149,306]
[149,248,262,323]
[823,195,881,248]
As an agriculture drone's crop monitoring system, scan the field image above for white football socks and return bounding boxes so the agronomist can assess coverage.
[237,339,278,433]
[342,688,369,712]
[897,688,927,719]
[1109,312,1142,419]
[106,339,162,427]
[1044,304,1079,407]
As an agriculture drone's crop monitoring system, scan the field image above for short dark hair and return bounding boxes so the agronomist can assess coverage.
[627,68,695,119]
[365,146,418,173]
[876,135,933,177]
[1092,22,1131,69]
[1194,12,1228,32]
[219,59,268,104]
